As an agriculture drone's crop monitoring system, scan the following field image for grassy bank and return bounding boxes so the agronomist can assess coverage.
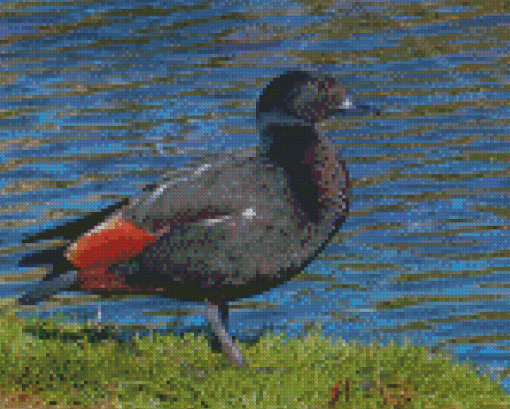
[0,302,509,409]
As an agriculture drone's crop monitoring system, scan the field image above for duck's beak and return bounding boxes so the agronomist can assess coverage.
[337,94,380,116]
[339,95,354,111]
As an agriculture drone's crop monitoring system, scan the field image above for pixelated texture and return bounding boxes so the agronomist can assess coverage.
[1,0,510,406]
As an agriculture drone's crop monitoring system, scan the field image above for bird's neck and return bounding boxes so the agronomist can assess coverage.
[264,125,317,168]
[264,125,338,224]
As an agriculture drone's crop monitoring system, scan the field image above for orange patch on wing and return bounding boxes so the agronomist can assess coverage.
[66,216,157,269]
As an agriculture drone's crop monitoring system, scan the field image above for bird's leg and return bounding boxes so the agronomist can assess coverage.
[207,301,246,368]
[208,302,229,353]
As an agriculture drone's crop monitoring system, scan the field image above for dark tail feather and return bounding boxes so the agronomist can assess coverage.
[21,199,129,244]
[18,199,128,305]
[19,247,69,268]
[17,271,79,305]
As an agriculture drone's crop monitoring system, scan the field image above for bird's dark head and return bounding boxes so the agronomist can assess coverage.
[256,70,353,154]
[256,70,352,127]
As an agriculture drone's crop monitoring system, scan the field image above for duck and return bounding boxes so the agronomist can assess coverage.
[18,70,355,370]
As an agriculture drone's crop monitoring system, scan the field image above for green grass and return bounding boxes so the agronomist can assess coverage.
[1,301,509,409]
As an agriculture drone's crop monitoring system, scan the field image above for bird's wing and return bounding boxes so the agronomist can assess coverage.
[19,148,255,270]
[125,149,258,232]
